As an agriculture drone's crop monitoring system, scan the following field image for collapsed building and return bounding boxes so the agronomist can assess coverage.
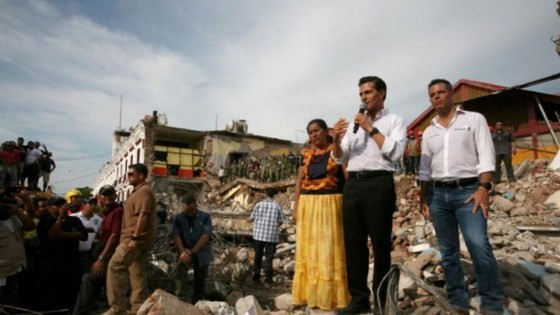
[92,112,301,207]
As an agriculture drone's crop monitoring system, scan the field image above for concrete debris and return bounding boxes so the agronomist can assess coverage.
[235,295,264,315]
[274,294,294,311]
[136,289,203,315]
[138,159,560,315]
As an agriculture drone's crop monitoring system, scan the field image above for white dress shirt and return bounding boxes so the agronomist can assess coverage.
[70,211,103,252]
[332,108,407,171]
[419,108,495,181]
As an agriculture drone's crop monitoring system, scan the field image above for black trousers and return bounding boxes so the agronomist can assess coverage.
[253,240,277,282]
[342,173,396,308]
[175,258,209,304]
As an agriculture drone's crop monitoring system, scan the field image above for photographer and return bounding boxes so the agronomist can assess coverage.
[0,189,36,307]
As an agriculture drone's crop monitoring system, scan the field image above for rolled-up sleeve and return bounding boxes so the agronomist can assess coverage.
[474,114,495,174]
[331,130,350,165]
[380,116,407,162]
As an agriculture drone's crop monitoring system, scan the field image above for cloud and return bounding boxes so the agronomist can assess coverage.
[1,0,559,193]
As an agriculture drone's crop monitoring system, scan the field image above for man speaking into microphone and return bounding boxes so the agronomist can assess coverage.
[332,76,407,315]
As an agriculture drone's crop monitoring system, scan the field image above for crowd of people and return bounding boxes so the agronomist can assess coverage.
[0,137,56,192]
[220,152,303,184]
[1,76,513,315]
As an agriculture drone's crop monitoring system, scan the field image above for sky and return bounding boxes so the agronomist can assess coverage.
[1,0,559,195]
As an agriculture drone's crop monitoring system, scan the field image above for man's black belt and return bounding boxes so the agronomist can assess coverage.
[348,170,392,179]
[432,177,478,188]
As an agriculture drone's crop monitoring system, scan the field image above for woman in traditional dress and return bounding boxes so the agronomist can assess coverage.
[292,119,350,311]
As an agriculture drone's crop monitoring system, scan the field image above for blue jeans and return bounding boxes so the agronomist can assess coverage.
[428,183,504,314]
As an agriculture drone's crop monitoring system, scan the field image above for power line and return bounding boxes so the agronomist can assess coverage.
[56,152,111,162]
[50,171,100,184]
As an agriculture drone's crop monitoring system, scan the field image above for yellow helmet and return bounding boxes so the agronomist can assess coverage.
[65,189,82,203]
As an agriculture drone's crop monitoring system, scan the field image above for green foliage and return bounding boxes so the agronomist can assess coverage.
[76,186,93,198]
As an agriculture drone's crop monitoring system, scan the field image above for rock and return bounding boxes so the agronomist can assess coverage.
[488,221,505,235]
[504,286,525,302]
[545,191,560,209]
[537,286,560,309]
[493,195,515,212]
[531,187,546,203]
[283,260,295,274]
[510,207,529,216]
[398,274,415,299]
[507,299,531,315]
[502,264,547,305]
[195,301,233,315]
[517,260,548,280]
[227,290,244,307]
[540,273,560,299]
[407,243,430,253]
[515,193,527,202]
[544,261,560,274]
[407,248,439,277]
[237,247,249,262]
[270,311,290,315]
[235,295,264,315]
[469,295,481,312]
[274,294,293,311]
[512,241,530,251]
[137,289,202,315]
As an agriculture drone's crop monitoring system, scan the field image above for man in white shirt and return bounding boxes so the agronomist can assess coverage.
[419,79,504,315]
[23,142,42,190]
[332,76,406,315]
[71,197,102,269]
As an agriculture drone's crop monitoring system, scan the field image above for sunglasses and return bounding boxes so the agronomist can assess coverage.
[127,172,135,176]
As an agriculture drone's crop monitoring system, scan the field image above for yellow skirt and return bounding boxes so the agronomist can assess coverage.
[291,193,350,310]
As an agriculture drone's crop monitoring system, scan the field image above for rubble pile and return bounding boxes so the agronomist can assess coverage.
[152,159,560,315]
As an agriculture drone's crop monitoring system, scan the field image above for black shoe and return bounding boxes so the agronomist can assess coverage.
[336,303,371,315]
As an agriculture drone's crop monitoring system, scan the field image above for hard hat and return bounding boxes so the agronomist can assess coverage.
[65,189,82,203]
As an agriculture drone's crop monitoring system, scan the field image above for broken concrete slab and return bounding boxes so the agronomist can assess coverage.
[274,293,293,311]
[137,289,203,315]
[235,295,264,315]
[493,195,515,212]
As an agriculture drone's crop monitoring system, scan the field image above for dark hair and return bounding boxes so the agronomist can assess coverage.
[129,163,148,177]
[181,195,197,205]
[428,79,452,91]
[306,119,333,143]
[265,188,277,198]
[359,76,387,100]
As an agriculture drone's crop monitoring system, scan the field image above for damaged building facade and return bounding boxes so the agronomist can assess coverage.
[407,78,560,163]
[92,112,299,206]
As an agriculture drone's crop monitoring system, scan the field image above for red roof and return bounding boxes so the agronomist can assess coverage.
[407,79,506,131]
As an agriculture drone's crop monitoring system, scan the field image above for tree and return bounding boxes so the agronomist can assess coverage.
[76,186,93,198]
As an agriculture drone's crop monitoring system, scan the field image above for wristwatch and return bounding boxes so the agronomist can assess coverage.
[369,127,379,137]
[478,182,493,192]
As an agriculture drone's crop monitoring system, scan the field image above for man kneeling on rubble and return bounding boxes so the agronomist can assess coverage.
[173,195,213,304]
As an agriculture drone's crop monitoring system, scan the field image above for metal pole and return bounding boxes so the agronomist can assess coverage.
[534,94,560,149]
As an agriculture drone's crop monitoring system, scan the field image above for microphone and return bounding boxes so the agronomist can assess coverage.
[353,104,366,134]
